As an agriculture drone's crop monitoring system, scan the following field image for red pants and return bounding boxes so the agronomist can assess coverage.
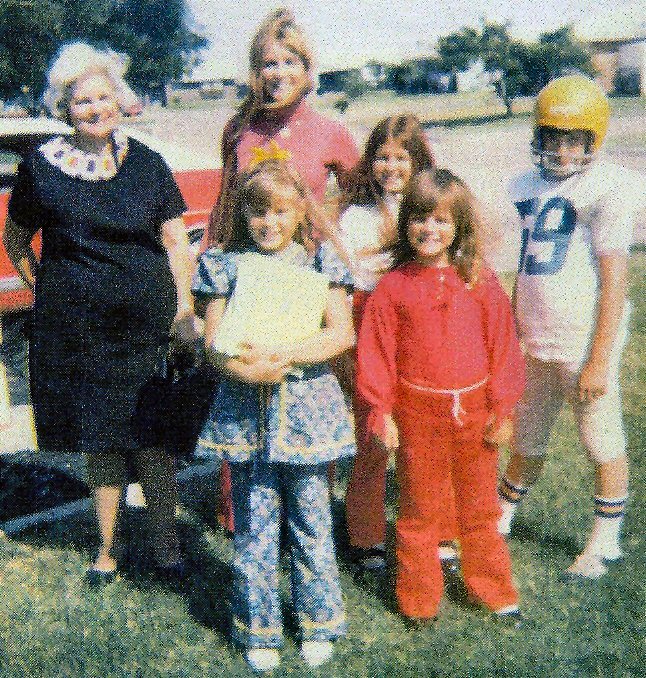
[346,394,458,548]
[394,384,518,619]
[346,290,457,549]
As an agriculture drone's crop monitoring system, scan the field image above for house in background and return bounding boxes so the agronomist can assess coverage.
[317,52,369,94]
[575,2,646,94]
[317,45,454,95]
[317,46,413,93]
[169,57,242,103]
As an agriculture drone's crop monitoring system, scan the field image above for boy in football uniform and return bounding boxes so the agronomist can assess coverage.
[497,75,642,579]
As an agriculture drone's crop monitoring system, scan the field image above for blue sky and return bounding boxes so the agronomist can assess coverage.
[187,0,641,78]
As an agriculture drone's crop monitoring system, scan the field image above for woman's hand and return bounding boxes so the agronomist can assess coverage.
[484,414,514,446]
[375,413,399,453]
[172,311,202,347]
[2,216,39,290]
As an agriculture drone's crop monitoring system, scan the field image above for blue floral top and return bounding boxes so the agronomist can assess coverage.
[192,242,356,464]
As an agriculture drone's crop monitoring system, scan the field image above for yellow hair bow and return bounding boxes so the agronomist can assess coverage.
[249,140,293,168]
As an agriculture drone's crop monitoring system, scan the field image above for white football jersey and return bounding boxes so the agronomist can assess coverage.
[511,160,641,362]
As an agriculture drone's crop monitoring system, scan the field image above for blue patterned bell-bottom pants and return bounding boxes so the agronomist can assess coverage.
[229,460,347,648]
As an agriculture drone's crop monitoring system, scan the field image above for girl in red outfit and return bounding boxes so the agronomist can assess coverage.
[356,169,525,623]
[333,115,458,571]
[205,9,359,531]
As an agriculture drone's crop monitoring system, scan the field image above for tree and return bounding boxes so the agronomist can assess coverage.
[0,0,206,105]
[101,0,206,103]
[436,27,481,72]
[0,0,65,106]
[537,27,594,85]
[480,23,533,116]
[436,22,594,116]
[389,56,446,95]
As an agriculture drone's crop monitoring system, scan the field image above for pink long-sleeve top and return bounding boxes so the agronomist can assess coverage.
[356,263,525,434]
[225,99,359,202]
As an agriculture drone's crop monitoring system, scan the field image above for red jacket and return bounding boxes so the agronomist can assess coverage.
[356,263,525,436]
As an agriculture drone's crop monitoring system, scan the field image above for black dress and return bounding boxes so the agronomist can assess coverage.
[8,137,186,453]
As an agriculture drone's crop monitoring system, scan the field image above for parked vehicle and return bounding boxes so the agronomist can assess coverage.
[0,117,222,314]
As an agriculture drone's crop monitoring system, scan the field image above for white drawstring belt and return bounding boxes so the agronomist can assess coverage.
[400,376,489,426]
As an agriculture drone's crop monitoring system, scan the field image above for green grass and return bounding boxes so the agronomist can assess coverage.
[314,90,534,129]
[1,255,644,677]
[608,96,646,113]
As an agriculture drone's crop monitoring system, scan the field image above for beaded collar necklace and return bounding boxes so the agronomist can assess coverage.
[39,130,129,181]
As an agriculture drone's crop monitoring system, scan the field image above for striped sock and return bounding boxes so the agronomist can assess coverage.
[497,477,528,535]
[498,477,529,504]
[593,495,627,519]
[585,495,627,561]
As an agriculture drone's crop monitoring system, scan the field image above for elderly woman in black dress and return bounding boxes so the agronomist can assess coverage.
[2,43,198,583]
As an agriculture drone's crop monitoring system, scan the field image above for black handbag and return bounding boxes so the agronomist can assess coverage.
[134,351,219,458]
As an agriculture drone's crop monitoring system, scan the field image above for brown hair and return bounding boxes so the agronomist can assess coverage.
[393,169,483,285]
[342,114,435,208]
[225,159,313,253]
[336,114,435,250]
[208,9,314,246]
[248,8,314,110]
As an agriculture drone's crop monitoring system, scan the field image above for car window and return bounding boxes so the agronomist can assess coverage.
[0,149,21,190]
[0,132,64,190]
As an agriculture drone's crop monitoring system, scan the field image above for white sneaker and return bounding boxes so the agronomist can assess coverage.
[563,552,608,580]
[300,640,334,668]
[245,648,280,672]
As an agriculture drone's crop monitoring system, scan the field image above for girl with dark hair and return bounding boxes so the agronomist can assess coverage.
[336,115,458,571]
[356,169,525,625]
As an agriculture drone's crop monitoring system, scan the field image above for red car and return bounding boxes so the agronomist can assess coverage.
[0,117,222,315]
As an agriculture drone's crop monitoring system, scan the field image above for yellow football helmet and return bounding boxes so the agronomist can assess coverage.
[532,75,610,176]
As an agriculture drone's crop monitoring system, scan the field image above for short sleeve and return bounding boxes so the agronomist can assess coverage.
[155,154,187,224]
[591,188,640,255]
[338,207,363,258]
[8,157,46,236]
[315,240,353,287]
[192,248,237,299]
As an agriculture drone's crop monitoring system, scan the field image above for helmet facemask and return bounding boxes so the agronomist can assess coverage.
[532,127,595,180]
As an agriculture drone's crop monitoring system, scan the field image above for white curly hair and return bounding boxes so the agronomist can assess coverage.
[43,42,139,119]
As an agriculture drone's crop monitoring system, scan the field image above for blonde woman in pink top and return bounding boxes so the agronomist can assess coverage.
[207,8,359,246]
